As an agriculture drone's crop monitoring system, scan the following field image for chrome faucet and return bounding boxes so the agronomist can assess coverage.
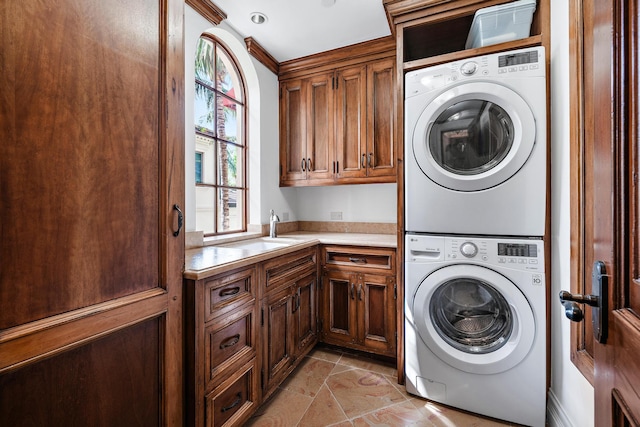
[269,209,280,238]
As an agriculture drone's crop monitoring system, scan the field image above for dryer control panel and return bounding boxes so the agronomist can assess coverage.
[406,234,544,273]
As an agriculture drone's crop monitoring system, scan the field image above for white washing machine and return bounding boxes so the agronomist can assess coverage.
[405,47,546,237]
[405,233,546,426]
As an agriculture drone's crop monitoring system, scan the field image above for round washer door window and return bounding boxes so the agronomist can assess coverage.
[412,82,536,192]
[413,264,535,374]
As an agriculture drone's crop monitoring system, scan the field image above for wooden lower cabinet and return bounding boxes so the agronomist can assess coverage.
[185,244,397,425]
[185,265,259,427]
[320,246,397,357]
[260,247,319,400]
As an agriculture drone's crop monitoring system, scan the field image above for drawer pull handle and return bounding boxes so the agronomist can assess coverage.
[221,392,242,413]
[349,257,367,264]
[350,283,355,300]
[219,287,240,297]
[358,284,363,301]
[219,334,241,349]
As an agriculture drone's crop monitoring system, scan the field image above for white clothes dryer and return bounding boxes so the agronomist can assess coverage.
[405,233,546,426]
[405,47,546,237]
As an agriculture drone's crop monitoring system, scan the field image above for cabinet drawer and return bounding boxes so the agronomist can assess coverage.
[204,266,256,323]
[206,302,256,390]
[261,246,317,294]
[322,245,396,273]
[205,359,258,427]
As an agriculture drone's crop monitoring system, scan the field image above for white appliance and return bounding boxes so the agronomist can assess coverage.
[405,233,546,426]
[405,47,546,237]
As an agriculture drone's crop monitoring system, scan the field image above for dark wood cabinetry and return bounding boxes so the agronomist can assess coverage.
[185,266,260,427]
[260,247,319,400]
[320,246,397,357]
[279,38,396,186]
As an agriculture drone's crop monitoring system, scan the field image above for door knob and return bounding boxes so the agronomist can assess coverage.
[558,261,608,344]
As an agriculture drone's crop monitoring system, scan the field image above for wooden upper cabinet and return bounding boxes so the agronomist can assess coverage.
[306,72,335,181]
[335,65,368,179]
[279,39,396,187]
[279,79,306,182]
[366,58,396,178]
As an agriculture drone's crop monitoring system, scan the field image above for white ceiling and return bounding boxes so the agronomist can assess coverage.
[212,0,392,63]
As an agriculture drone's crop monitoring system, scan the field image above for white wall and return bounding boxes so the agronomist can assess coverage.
[549,1,595,426]
[184,6,396,229]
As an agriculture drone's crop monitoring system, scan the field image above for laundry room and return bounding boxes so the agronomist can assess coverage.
[2,1,637,427]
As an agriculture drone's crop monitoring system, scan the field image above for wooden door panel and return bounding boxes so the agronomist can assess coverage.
[306,73,334,180]
[0,0,184,423]
[280,80,306,182]
[577,0,640,424]
[360,274,396,354]
[263,287,294,394]
[0,0,161,330]
[0,318,161,426]
[335,66,367,178]
[321,271,356,346]
[295,273,317,354]
[366,58,396,177]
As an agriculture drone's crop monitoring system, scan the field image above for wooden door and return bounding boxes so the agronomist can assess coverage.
[0,0,184,425]
[293,272,318,355]
[578,0,640,424]
[359,274,396,355]
[279,79,307,183]
[365,58,396,178]
[335,65,367,180]
[262,286,295,398]
[321,270,357,346]
[306,72,335,182]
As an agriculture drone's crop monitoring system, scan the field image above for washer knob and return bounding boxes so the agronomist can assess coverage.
[460,242,478,258]
[460,61,478,76]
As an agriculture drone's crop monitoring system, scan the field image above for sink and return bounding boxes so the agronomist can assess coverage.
[220,238,292,251]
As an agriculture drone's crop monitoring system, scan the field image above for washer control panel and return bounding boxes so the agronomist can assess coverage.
[406,234,544,272]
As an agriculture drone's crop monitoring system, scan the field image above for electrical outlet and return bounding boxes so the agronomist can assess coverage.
[282,212,289,221]
[330,211,342,221]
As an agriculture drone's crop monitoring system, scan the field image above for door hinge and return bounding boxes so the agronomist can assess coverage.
[261,307,264,326]
[394,283,397,300]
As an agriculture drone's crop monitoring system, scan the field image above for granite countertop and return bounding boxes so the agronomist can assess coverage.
[184,232,397,280]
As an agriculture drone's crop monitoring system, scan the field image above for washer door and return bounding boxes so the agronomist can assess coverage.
[412,82,536,191]
[413,264,535,374]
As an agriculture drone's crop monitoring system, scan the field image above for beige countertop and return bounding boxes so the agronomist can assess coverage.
[184,232,397,280]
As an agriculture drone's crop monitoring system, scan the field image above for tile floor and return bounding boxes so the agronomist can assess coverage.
[246,345,515,427]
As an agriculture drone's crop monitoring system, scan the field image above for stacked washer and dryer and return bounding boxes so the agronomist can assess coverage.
[404,47,547,426]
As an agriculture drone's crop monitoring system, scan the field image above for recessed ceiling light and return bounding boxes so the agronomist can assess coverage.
[250,12,268,24]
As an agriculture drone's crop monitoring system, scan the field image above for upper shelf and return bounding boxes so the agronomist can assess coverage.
[386,0,546,71]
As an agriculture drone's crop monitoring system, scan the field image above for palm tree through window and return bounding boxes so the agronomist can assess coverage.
[194,36,246,235]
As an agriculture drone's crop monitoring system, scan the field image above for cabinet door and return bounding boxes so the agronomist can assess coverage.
[321,270,358,346]
[306,72,334,181]
[294,272,318,356]
[280,79,307,183]
[365,58,396,178]
[262,286,295,398]
[335,65,367,180]
[358,274,396,355]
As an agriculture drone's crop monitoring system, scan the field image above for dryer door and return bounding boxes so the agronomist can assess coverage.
[413,264,535,374]
[411,82,536,191]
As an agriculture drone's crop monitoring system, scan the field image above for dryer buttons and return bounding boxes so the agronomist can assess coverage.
[460,242,478,258]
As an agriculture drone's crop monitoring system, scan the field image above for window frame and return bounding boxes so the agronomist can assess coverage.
[194,35,248,236]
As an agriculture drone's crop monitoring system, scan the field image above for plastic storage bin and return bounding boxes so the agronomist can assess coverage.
[465,0,537,49]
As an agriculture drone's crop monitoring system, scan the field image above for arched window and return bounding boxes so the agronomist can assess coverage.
[194,36,246,235]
